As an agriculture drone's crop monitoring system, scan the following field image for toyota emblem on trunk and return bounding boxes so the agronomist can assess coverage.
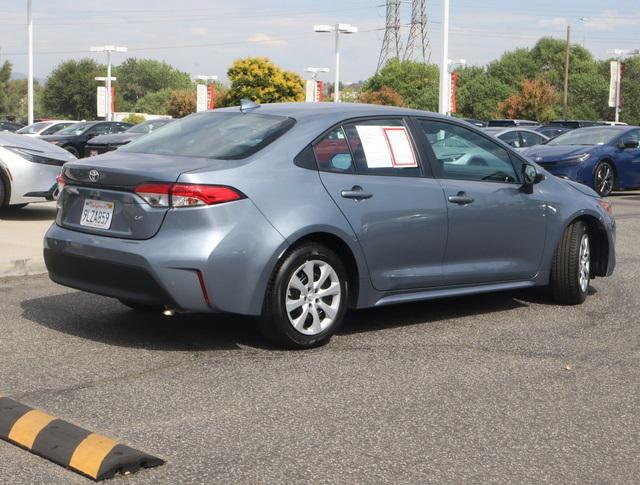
[88,169,100,183]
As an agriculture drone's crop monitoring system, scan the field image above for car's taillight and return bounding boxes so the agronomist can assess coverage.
[56,173,65,194]
[134,183,243,208]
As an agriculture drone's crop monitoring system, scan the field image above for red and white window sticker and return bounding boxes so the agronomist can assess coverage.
[355,125,417,168]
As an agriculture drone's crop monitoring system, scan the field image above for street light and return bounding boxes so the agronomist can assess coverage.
[27,0,34,125]
[607,49,640,122]
[305,67,330,81]
[90,45,127,121]
[313,23,357,103]
[438,0,450,114]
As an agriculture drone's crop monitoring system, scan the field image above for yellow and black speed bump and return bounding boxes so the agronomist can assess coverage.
[0,396,164,481]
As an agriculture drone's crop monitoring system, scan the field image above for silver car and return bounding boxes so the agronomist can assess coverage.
[45,103,615,348]
[483,127,549,151]
[0,133,76,209]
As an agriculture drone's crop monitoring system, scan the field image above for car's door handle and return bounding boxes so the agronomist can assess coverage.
[341,186,373,200]
[448,192,474,205]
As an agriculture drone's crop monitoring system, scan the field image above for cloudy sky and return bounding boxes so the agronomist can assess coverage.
[1,0,638,82]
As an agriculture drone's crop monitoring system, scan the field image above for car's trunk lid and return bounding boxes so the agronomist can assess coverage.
[58,152,213,240]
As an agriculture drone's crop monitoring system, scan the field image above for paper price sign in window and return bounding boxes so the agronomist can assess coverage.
[355,125,417,168]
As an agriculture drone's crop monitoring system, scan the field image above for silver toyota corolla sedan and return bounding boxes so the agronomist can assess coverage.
[44,103,616,349]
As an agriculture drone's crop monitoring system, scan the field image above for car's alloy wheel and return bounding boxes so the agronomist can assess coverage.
[550,220,590,305]
[260,243,348,349]
[285,259,342,336]
[594,162,614,196]
[578,233,590,294]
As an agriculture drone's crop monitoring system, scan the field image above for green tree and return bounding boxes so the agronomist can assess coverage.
[619,56,640,125]
[133,88,172,115]
[487,48,538,89]
[42,59,104,119]
[456,66,513,119]
[362,59,439,110]
[226,57,305,105]
[2,79,45,121]
[114,58,192,111]
[0,56,12,116]
[121,113,146,124]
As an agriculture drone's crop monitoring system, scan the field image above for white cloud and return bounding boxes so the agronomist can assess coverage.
[190,27,208,37]
[246,33,288,47]
[538,17,568,28]
[582,11,640,31]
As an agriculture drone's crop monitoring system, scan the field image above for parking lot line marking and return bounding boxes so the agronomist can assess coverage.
[69,433,118,480]
[0,396,164,481]
[8,409,56,449]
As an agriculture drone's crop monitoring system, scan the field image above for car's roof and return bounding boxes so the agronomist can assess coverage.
[215,102,446,121]
[483,127,544,134]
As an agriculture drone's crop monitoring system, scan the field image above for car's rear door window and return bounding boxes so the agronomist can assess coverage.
[313,127,354,172]
[499,131,520,148]
[418,119,519,183]
[341,119,421,177]
[519,131,545,147]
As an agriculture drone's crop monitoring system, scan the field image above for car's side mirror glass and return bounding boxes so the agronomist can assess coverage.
[330,153,353,171]
[622,139,639,149]
[523,163,537,185]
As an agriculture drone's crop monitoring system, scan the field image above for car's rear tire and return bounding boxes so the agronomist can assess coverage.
[64,145,80,158]
[549,221,590,305]
[118,299,162,312]
[594,161,614,196]
[259,243,348,349]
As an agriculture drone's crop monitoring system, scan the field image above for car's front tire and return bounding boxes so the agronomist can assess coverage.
[550,221,590,305]
[594,161,615,196]
[259,243,348,349]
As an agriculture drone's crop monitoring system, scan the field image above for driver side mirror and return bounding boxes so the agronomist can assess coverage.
[522,163,544,194]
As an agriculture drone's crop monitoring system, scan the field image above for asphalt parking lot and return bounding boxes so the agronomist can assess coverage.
[1,193,639,484]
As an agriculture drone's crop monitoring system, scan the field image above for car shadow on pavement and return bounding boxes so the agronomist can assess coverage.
[339,291,530,336]
[20,291,265,352]
[21,289,535,351]
[0,205,57,221]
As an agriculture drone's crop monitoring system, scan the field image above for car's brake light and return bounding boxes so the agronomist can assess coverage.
[56,173,65,193]
[134,183,243,208]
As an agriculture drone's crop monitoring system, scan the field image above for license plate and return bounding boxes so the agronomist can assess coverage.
[90,149,98,157]
[80,199,114,230]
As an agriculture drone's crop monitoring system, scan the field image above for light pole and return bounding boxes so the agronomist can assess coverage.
[90,45,127,121]
[438,0,450,114]
[27,0,33,125]
[607,49,640,123]
[313,24,357,103]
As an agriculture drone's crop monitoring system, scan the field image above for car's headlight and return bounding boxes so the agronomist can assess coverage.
[4,146,65,166]
[564,153,591,163]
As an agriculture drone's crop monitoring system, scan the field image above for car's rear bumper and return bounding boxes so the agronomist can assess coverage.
[43,200,288,315]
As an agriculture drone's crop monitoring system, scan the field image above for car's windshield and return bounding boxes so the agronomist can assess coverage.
[547,128,621,146]
[16,122,52,134]
[56,122,90,135]
[120,112,295,159]
[126,120,169,134]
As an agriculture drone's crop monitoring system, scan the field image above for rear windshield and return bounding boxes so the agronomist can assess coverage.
[120,111,295,160]
[487,120,515,127]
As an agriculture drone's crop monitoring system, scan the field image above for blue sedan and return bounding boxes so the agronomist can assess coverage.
[523,126,640,196]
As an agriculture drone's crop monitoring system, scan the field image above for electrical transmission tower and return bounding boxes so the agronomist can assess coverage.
[404,0,430,63]
[377,0,402,70]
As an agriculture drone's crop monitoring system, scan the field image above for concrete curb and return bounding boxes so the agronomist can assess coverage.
[0,258,47,279]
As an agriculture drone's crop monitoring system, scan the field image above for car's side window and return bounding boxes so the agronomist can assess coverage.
[89,124,112,136]
[114,124,129,133]
[313,126,354,173]
[341,119,421,177]
[418,119,519,183]
[520,131,544,147]
[499,131,520,148]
